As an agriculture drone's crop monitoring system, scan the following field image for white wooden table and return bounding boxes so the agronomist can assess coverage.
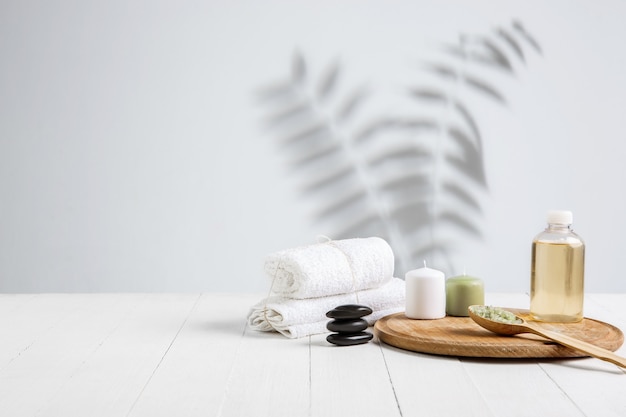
[1,293,624,417]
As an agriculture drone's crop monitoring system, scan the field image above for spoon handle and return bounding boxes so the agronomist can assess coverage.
[525,323,626,368]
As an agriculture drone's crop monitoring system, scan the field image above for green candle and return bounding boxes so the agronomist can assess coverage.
[446,275,485,317]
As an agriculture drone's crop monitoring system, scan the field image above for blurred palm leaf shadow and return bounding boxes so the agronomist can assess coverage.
[257,19,541,276]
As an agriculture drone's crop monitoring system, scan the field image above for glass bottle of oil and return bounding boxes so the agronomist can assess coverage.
[530,210,585,322]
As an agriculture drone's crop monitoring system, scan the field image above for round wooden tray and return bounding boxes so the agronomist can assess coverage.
[374,309,624,358]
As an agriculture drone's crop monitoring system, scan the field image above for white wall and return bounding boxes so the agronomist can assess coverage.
[1,0,625,292]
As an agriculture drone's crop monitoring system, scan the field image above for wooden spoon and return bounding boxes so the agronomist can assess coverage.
[468,305,626,368]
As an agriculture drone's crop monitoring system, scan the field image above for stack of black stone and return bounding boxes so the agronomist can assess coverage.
[325,304,374,346]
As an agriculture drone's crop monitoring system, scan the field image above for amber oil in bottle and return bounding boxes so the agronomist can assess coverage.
[530,210,585,322]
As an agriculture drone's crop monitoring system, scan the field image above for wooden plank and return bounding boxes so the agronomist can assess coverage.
[382,344,493,417]
[377,297,510,417]
[217,319,310,416]
[456,293,585,417]
[126,293,259,417]
[0,294,199,416]
[0,294,148,414]
[459,359,586,417]
[457,293,626,417]
[0,294,100,368]
[585,294,626,334]
[310,333,401,417]
[526,294,626,417]
[0,294,37,314]
[0,293,623,417]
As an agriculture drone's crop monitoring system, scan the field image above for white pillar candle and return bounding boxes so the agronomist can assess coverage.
[405,263,446,319]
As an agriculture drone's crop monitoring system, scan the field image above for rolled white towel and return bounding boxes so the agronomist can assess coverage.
[248,277,405,338]
[264,236,394,299]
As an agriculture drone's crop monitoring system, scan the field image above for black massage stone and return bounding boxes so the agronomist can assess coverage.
[325,304,373,319]
[326,304,373,346]
[326,332,373,346]
[326,318,368,333]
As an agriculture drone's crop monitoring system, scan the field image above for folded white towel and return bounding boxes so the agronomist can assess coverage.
[264,236,394,299]
[248,277,405,338]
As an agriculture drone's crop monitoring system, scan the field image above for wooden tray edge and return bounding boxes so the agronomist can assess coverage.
[374,312,624,359]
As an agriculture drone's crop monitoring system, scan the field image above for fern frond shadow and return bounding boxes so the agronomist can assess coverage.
[257,19,541,275]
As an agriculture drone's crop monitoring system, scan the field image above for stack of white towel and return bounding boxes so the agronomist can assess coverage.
[247,237,406,338]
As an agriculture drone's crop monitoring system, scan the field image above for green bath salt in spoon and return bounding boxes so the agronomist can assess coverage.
[468,305,626,369]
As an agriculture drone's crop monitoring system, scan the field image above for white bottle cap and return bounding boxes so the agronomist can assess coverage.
[547,210,573,225]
